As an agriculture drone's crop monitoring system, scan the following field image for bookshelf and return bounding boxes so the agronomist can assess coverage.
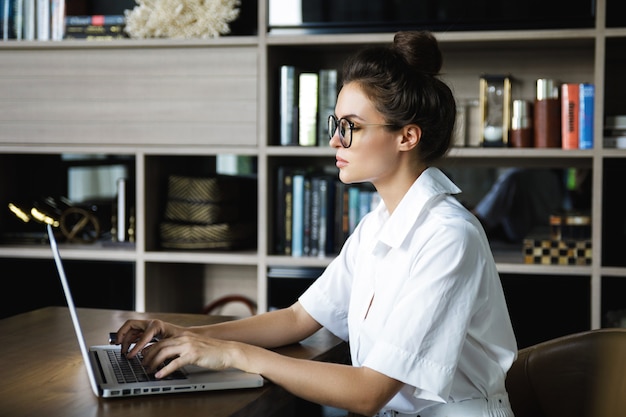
[1,0,625,347]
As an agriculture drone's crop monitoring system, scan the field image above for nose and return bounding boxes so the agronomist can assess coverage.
[329,126,342,149]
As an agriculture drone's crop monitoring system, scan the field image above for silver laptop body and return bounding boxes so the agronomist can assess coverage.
[47,224,264,398]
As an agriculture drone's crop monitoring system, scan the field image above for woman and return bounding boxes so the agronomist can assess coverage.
[115,31,517,417]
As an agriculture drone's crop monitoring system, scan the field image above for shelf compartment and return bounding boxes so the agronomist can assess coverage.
[0,257,134,319]
[0,45,258,147]
[144,262,256,313]
[502,273,591,348]
[144,154,258,253]
[0,153,135,246]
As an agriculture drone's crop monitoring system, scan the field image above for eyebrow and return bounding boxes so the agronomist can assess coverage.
[338,114,366,122]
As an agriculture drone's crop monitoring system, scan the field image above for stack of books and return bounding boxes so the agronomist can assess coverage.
[278,65,338,147]
[560,82,594,150]
[275,166,379,258]
[64,14,127,40]
[1,0,128,41]
[1,0,65,40]
[603,115,626,149]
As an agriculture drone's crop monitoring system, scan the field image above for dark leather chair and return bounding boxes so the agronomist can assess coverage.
[505,328,626,417]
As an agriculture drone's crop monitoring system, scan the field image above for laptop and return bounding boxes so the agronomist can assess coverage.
[46,224,264,398]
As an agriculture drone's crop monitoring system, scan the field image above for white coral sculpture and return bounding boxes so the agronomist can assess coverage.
[124,0,241,39]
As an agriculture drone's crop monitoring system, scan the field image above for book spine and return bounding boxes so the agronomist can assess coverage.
[605,115,626,130]
[317,68,338,146]
[279,65,297,146]
[63,24,126,39]
[291,173,305,257]
[283,169,293,255]
[318,177,330,257]
[13,0,23,40]
[302,175,312,256]
[298,72,319,146]
[323,177,335,256]
[65,14,125,26]
[561,83,579,149]
[2,0,10,40]
[50,0,64,41]
[309,176,320,257]
[579,83,594,150]
[1,0,20,40]
[36,0,49,40]
[274,166,287,254]
[22,0,34,40]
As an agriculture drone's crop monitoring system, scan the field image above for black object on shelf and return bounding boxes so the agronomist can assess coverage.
[268,0,595,34]
[267,267,325,310]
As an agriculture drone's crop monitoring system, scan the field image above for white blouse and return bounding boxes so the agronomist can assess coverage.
[299,167,518,414]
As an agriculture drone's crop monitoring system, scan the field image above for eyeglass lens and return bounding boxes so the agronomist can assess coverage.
[327,115,351,148]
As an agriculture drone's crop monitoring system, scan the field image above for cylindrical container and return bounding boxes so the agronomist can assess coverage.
[534,79,561,148]
[510,99,533,147]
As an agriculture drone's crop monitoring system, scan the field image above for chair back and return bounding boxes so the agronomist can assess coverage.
[506,328,626,417]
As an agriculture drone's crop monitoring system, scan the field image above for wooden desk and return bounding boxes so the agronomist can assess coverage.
[0,307,348,417]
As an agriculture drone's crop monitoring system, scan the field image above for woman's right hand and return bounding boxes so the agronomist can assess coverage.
[113,319,183,359]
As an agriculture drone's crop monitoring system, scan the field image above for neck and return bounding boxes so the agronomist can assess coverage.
[375,165,427,215]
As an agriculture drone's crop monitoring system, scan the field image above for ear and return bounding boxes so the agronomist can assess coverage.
[399,124,421,151]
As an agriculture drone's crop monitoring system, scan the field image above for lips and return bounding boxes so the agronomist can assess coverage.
[336,156,348,168]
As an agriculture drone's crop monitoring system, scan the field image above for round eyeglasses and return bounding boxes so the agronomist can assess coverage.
[327,115,395,148]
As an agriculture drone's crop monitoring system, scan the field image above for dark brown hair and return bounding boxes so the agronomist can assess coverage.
[341,31,456,164]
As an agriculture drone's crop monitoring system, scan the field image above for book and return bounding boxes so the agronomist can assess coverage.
[317,68,338,146]
[50,0,64,40]
[302,175,312,256]
[64,24,126,39]
[291,172,305,257]
[279,65,298,146]
[309,176,321,257]
[274,166,289,254]
[1,0,16,40]
[603,135,626,149]
[276,169,339,258]
[13,0,23,40]
[561,83,579,149]
[65,15,125,26]
[298,72,319,146]
[579,83,594,149]
[281,167,293,255]
[64,15,127,39]
[36,0,49,40]
[605,115,626,130]
[317,175,335,257]
[22,0,34,40]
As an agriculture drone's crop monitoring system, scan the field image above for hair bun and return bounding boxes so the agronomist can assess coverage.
[392,31,443,75]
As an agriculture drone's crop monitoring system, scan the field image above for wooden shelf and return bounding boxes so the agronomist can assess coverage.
[1,0,624,336]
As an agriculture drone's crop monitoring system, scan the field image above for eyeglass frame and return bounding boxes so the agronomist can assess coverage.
[327,115,396,148]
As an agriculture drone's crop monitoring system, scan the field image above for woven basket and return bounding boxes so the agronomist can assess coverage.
[164,200,240,224]
[167,175,254,203]
[159,222,255,249]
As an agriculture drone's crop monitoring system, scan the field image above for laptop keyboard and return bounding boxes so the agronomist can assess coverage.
[107,350,186,383]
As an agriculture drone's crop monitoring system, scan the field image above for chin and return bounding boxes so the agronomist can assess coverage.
[339,173,355,184]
